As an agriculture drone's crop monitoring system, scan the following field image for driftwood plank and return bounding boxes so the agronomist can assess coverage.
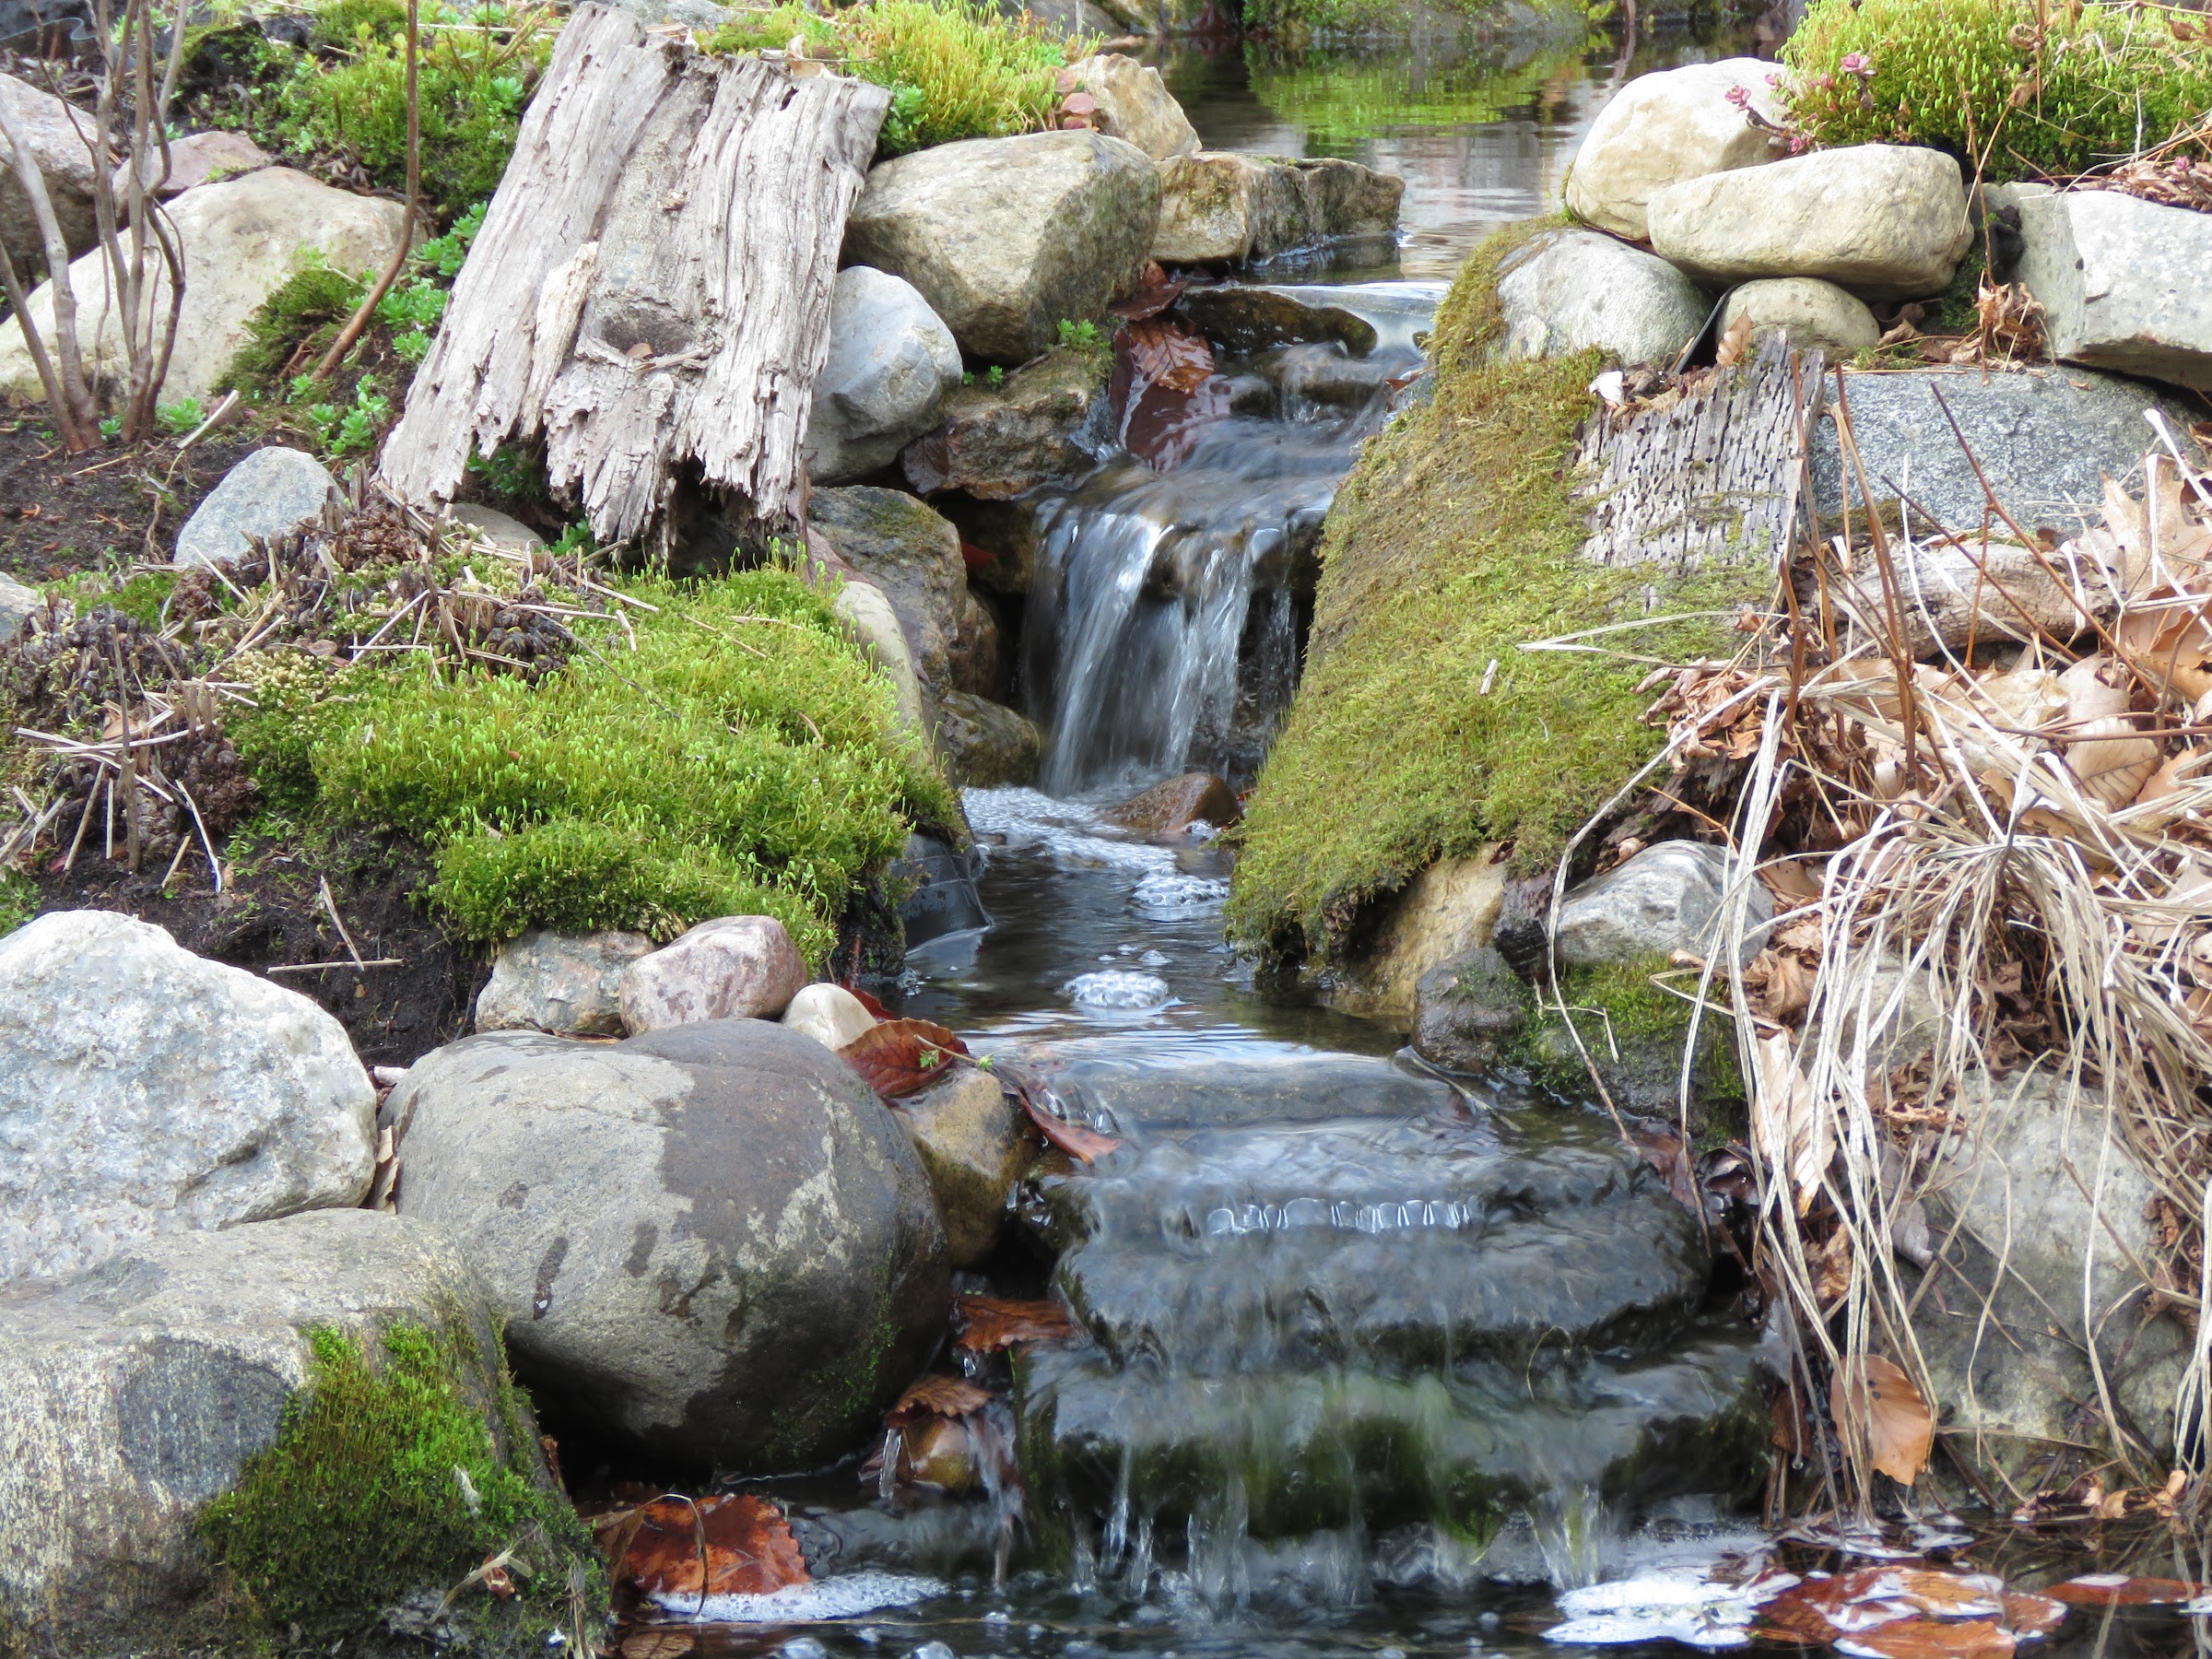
[379,4,889,550]
[1572,333,1828,589]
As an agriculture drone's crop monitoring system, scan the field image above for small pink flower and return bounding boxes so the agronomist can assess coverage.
[1724,84,1751,109]
[1788,134,1809,154]
[1766,71,1783,85]
[1840,51,1873,76]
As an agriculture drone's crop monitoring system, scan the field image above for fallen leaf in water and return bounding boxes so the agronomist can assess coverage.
[608,1494,809,1603]
[845,983,894,1021]
[1111,317,1230,469]
[956,1294,1085,1351]
[1108,262,1187,323]
[1006,1077,1124,1161]
[886,1373,994,1425]
[622,1632,698,1659]
[2000,1593,2067,1636]
[1830,1354,1934,1485]
[838,1018,969,1098]
[2047,1574,2205,1606]
[1836,1617,2014,1658]
[1626,1122,1698,1212]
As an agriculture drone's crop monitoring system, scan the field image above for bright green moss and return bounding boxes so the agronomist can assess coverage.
[1227,224,1767,961]
[197,1318,600,1640]
[221,262,369,393]
[1510,959,1747,1142]
[300,568,952,958]
[1782,0,2212,181]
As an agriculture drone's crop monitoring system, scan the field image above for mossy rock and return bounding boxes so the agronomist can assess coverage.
[1227,221,1780,963]
[1508,959,1746,1144]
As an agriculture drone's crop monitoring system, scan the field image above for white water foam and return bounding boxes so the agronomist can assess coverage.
[963,786,1176,876]
[1065,970,1174,1011]
[643,1570,944,1623]
[1132,873,1229,918]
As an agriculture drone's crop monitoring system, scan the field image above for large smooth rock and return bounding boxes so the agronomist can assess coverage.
[1554,841,1771,971]
[1496,228,1707,368]
[1806,365,2188,535]
[1152,150,1401,265]
[121,128,273,199]
[473,928,653,1037]
[1914,1067,2191,1478]
[618,914,807,1033]
[781,982,877,1052]
[1176,284,1379,357]
[811,485,994,702]
[1324,853,1507,1022]
[805,265,963,485]
[1103,771,1239,835]
[0,911,376,1286]
[446,500,542,551]
[172,446,335,569]
[832,578,926,735]
[901,346,1112,500]
[1719,276,1880,355]
[1648,144,1971,300]
[1565,59,1784,242]
[843,131,1160,364]
[1412,945,1530,1075]
[0,1209,534,1646]
[1068,53,1198,162]
[0,167,410,406]
[935,688,1041,787]
[0,569,41,642]
[2015,188,2212,394]
[894,1065,1025,1268]
[382,1023,951,1467]
[1,73,100,272]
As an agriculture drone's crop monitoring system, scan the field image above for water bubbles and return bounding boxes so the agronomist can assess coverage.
[1131,873,1228,918]
[778,1641,829,1659]
[1065,971,1173,1012]
[647,1571,943,1623]
[909,1644,958,1659]
[1139,948,1170,967]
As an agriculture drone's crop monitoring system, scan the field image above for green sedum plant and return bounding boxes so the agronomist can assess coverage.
[1781,0,2212,181]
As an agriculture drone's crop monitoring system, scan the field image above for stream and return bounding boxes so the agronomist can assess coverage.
[632,13,2212,1659]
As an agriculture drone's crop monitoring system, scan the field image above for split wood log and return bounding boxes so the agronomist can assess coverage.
[378,4,888,552]
[1572,332,1828,586]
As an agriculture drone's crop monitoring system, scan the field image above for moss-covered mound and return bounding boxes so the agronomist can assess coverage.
[1225,229,1759,961]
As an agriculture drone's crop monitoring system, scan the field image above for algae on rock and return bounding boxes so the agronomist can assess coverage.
[1229,225,1818,963]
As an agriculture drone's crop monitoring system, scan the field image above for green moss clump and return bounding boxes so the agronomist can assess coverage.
[1781,0,2212,182]
[0,867,34,936]
[198,1318,599,1639]
[1509,959,1746,1142]
[1226,225,1766,961]
[221,261,370,393]
[702,0,1078,157]
[288,567,952,958]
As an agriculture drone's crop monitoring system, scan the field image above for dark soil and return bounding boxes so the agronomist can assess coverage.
[32,824,488,1068]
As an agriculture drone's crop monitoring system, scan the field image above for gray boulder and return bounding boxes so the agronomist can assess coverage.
[1152,150,1400,265]
[935,688,1041,787]
[1719,276,1880,355]
[173,446,335,569]
[618,914,807,1033]
[382,1023,950,1467]
[1807,364,2187,535]
[2016,188,2212,394]
[121,128,273,200]
[0,570,41,643]
[1412,946,1530,1074]
[811,485,995,701]
[1497,228,1707,368]
[0,1209,537,1647]
[833,578,926,736]
[1649,144,1971,300]
[805,265,963,485]
[1067,53,1199,162]
[1913,1067,2191,1479]
[1555,841,1771,970]
[1565,58,1785,242]
[1,73,101,273]
[843,131,1161,363]
[901,346,1113,500]
[0,911,375,1287]
[0,167,410,406]
[1178,284,1379,357]
[445,500,542,550]
[894,1065,1027,1268]
[473,928,653,1037]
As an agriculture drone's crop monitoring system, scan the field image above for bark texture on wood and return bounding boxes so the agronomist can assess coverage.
[1573,334,1828,582]
[379,4,888,548]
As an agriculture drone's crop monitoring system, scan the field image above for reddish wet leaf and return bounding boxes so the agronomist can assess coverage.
[2046,1574,2204,1606]
[838,1017,969,1098]
[1626,1122,1698,1212]
[1108,263,1186,322]
[1836,1617,2015,1659]
[2000,1593,2067,1637]
[956,1294,1086,1351]
[886,1372,994,1426]
[1018,1091,1124,1161]
[613,1494,809,1602]
[1119,317,1214,394]
[960,539,994,574]
[844,984,894,1021]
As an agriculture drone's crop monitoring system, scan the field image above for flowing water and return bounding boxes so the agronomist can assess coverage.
[638,12,2212,1658]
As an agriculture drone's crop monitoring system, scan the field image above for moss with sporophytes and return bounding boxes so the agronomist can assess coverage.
[1781,0,2212,182]
[1509,959,1747,1143]
[197,1315,602,1643]
[1227,224,1772,962]
[298,568,953,958]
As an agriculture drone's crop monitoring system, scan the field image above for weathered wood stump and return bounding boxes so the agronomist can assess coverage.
[379,4,889,554]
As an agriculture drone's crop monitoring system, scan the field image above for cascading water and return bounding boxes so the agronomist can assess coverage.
[1022,284,1445,794]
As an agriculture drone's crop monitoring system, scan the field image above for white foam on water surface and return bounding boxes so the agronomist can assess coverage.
[963,786,1177,876]
[1545,1565,1794,1650]
[1065,970,1174,1011]
[1132,873,1229,918]
[644,1570,945,1623]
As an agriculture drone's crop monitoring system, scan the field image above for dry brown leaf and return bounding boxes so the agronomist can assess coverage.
[2046,1574,2205,1606]
[839,1018,969,1098]
[885,1372,993,1425]
[955,1294,1086,1352]
[2056,653,2159,808]
[2116,590,2212,703]
[1715,311,1755,370]
[1999,1593,2067,1637]
[1752,1031,1828,1214]
[613,1493,809,1601]
[1830,1353,1935,1486]
[1836,1618,2014,1659]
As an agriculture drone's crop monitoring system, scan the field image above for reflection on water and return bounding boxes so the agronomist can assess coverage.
[1156,14,1770,278]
